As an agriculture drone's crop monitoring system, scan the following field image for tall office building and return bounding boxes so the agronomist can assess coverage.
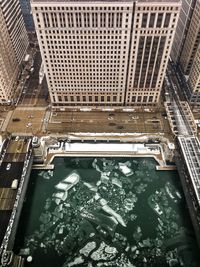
[0,8,19,103]
[187,43,200,104]
[170,0,196,63]
[20,0,35,32]
[126,1,180,105]
[0,0,29,103]
[179,0,200,75]
[0,0,29,65]
[31,0,180,107]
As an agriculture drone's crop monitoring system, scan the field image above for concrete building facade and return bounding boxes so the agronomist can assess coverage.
[31,0,180,107]
[0,0,29,103]
[170,0,196,64]
[126,1,180,105]
[0,7,19,103]
[0,0,29,65]
[179,0,200,75]
[187,44,200,104]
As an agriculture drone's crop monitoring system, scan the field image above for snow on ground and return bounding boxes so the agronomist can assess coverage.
[58,143,160,153]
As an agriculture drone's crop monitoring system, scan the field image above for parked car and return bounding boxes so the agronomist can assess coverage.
[12,118,20,122]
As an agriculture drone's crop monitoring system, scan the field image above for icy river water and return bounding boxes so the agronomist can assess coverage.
[14,157,200,267]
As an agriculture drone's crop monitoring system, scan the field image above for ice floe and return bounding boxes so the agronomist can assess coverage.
[79,241,96,257]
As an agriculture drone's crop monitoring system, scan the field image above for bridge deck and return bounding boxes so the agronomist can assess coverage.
[0,139,30,247]
[178,136,200,204]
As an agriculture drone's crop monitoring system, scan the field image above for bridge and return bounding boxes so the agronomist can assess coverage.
[0,137,33,267]
[165,66,200,247]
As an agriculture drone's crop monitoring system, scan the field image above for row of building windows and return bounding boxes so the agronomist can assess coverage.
[42,29,127,35]
[53,87,123,92]
[137,6,179,11]
[40,12,127,28]
[42,39,128,47]
[34,6,130,12]
[52,94,120,103]
[46,50,127,55]
[34,5,178,12]
[51,93,159,104]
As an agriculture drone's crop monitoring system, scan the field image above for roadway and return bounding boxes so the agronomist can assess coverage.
[165,70,196,136]
[0,138,29,247]
[48,110,171,135]
[18,50,48,107]
[178,136,200,205]
[165,65,200,247]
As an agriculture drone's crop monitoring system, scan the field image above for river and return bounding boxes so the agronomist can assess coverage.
[14,157,200,267]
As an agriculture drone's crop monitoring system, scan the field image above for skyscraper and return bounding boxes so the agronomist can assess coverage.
[179,0,200,75]
[0,0,29,64]
[19,0,35,32]
[177,0,200,105]
[187,43,200,104]
[0,0,29,103]
[0,8,19,103]
[126,1,180,105]
[170,0,196,64]
[31,0,180,107]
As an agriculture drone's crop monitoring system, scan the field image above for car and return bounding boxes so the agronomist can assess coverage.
[6,163,11,170]
[12,118,20,122]
[26,122,32,128]
[11,179,18,189]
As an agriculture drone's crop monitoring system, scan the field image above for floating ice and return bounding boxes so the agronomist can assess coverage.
[99,198,107,206]
[39,212,51,224]
[54,192,64,199]
[58,227,64,235]
[111,178,122,188]
[19,248,30,256]
[55,198,61,205]
[47,170,53,177]
[80,241,96,257]
[101,172,110,182]
[27,256,33,262]
[118,163,133,177]
[175,190,182,199]
[133,226,142,242]
[101,204,126,227]
[94,193,100,201]
[44,198,51,210]
[55,171,80,191]
[83,182,97,192]
[66,256,84,267]
[104,245,117,254]
[91,242,117,261]
[130,214,137,221]
[40,243,45,248]
[55,183,68,191]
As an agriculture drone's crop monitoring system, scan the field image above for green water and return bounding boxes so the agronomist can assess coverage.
[14,157,200,267]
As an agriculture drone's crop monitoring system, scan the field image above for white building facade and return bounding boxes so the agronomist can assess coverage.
[31,0,180,107]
